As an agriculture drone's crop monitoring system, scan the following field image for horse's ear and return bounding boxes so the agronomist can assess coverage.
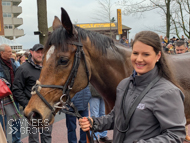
[61,7,78,35]
[52,16,62,31]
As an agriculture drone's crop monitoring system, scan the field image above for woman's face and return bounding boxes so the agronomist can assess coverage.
[20,55,26,62]
[131,41,161,76]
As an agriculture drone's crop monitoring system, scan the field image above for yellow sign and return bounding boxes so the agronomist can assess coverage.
[76,23,116,29]
[117,9,122,35]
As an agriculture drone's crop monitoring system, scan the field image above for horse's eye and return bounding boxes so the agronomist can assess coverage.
[58,57,69,65]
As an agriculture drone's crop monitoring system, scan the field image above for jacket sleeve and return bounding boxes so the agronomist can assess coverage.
[137,88,186,143]
[12,67,29,108]
[92,107,115,132]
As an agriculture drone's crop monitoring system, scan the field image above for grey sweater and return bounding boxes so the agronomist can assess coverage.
[93,66,186,143]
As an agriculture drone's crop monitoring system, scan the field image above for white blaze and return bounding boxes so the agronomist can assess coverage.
[46,45,55,61]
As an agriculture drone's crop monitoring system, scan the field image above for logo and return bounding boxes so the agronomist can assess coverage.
[8,119,50,135]
[137,103,145,110]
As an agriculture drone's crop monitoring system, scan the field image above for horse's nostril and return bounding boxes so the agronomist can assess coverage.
[32,111,42,120]
[27,111,43,125]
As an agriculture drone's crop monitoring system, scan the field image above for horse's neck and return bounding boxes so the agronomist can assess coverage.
[85,43,133,110]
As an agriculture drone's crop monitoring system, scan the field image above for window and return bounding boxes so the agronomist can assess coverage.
[4,25,13,29]
[3,13,12,17]
[2,2,6,5]
[6,2,11,5]
[3,13,7,17]
[2,2,11,6]
[9,25,12,29]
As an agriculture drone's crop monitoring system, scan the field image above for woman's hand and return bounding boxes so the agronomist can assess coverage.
[79,117,93,132]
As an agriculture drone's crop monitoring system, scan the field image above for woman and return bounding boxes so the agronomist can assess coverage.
[19,54,26,65]
[79,31,186,143]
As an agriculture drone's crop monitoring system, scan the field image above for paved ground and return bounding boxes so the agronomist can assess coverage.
[20,116,113,143]
[6,108,113,143]
[5,107,189,143]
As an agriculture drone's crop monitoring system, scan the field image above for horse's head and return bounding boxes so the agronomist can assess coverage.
[24,8,91,126]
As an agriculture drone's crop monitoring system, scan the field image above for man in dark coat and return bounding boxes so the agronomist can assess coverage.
[13,44,52,143]
[0,44,21,143]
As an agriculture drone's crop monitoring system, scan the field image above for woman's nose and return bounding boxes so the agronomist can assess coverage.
[136,55,143,62]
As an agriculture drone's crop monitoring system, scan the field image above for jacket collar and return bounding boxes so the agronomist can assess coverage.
[27,54,42,70]
[130,66,159,86]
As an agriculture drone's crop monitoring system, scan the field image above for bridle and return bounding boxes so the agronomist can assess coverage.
[31,35,89,116]
[31,35,99,143]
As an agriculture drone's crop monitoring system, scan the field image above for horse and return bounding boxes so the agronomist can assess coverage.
[24,7,190,140]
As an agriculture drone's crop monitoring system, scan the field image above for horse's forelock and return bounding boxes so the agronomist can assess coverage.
[44,27,68,54]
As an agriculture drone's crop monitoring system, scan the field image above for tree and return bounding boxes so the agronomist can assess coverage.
[92,0,116,37]
[117,0,174,38]
[171,0,190,39]
[37,0,48,45]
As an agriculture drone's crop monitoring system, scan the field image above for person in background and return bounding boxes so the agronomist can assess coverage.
[11,53,19,68]
[119,36,126,45]
[160,35,164,42]
[181,35,185,41]
[130,38,134,45]
[125,39,130,47]
[65,86,91,143]
[79,31,186,143]
[13,44,52,143]
[89,83,112,143]
[166,43,174,54]
[175,40,188,54]
[15,53,21,67]
[24,52,29,60]
[163,36,169,45]
[0,44,22,143]
[170,36,176,45]
[18,54,26,65]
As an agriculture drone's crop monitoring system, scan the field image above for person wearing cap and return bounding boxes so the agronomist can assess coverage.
[13,44,52,143]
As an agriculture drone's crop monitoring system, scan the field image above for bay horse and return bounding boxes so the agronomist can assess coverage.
[24,8,190,140]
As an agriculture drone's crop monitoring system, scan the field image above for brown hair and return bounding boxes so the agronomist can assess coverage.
[175,40,187,48]
[132,31,180,88]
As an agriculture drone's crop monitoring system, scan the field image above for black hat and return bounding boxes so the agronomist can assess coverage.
[30,44,44,51]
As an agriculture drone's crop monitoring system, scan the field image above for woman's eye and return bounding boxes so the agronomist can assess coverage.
[133,52,138,55]
[58,58,69,65]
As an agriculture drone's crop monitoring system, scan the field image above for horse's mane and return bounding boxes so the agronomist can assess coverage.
[44,25,117,55]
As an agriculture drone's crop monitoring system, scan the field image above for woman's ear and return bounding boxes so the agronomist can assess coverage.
[157,51,161,61]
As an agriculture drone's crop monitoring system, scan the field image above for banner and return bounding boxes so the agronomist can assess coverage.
[117,9,122,35]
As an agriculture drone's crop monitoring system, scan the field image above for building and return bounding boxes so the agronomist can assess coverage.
[76,23,131,41]
[49,23,131,41]
[0,36,22,52]
[0,0,24,40]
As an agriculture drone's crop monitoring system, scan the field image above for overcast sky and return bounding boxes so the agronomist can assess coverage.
[16,0,163,49]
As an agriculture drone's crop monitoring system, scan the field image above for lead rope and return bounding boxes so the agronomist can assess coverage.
[87,117,99,143]
[59,99,99,143]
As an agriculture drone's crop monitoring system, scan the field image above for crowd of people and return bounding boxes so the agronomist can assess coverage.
[160,35,189,54]
[0,31,189,143]
[119,35,189,55]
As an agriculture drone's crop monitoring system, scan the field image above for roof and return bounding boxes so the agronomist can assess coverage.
[76,23,131,31]
[0,36,22,46]
[48,22,131,32]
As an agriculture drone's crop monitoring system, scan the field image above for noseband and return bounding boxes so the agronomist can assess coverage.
[31,36,89,116]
